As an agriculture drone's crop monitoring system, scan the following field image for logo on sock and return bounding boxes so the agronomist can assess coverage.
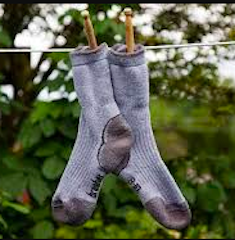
[86,173,105,198]
[127,176,141,192]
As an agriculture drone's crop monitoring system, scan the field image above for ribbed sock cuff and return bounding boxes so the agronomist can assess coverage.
[108,44,146,67]
[70,43,108,66]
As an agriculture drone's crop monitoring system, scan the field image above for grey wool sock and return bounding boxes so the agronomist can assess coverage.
[108,44,192,230]
[51,43,133,226]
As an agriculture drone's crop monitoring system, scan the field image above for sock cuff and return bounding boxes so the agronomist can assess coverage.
[108,44,146,67]
[70,42,108,66]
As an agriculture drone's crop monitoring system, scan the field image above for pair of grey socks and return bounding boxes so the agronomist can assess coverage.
[51,43,191,230]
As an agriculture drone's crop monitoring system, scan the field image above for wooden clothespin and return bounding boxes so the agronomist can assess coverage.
[124,8,135,53]
[81,10,98,49]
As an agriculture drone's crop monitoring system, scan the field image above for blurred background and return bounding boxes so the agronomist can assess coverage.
[1,3,235,239]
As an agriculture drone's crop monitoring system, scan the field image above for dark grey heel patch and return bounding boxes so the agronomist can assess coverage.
[52,197,95,226]
[145,197,191,230]
[97,114,133,174]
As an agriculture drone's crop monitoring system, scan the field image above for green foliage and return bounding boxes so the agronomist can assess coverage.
[28,173,51,205]
[0,29,12,47]
[42,156,66,180]
[1,3,235,239]
[31,220,55,239]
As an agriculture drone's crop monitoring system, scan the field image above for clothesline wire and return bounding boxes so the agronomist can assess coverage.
[0,41,235,53]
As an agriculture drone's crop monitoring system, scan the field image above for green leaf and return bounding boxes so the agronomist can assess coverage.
[42,156,66,180]
[0,30,12,47]
[0,101,11,115]
[2,155,24,171]
[71,101,81,118]
[40,118,56,137]
[2,201,30,214]
[18,122,42,149]
[0,214,7,229]
[197,181,226,212]
[57,119,76,139]
[65,80,74,93]
[49,103,63,119]
[222,171,235,188]
[30,102,61,123]
[30,102,51,123]
[55,225,77,239]
[83,219,103,229]
[31,220,54,239]
[34,142,61,157]
[28,174,51,205]
[47,52,68,62]
[102,175,117,194]
[47,77,64,92]
[30,206,51,222]
[0,173,27,198]
[181,185,196,204]
[102,193,118,217]
[60,144,72,160]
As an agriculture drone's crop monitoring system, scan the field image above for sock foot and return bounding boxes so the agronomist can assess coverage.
[145,197,191,230]
[52,197,95,226]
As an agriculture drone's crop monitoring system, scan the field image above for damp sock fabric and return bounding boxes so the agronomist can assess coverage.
[108,44,192,230]
[51,43,133,226]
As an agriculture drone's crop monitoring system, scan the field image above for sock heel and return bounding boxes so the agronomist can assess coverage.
[98,114,133,174]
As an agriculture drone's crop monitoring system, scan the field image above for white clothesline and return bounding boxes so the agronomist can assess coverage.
[0,41,235,53]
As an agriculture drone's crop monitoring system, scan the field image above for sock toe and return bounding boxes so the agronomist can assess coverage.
[165,202,192,229]
[145,197,191,230]
[52,197,95,226]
